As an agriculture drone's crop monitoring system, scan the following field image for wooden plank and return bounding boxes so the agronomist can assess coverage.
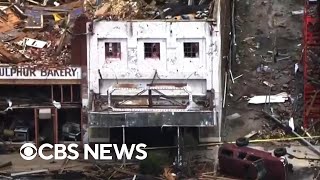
[53,108,58,144]
[51,85,54,102]
[70,85,73,102]
[34,108,39,147]
[60,85,63,103]
[0,161,12,169]
[11,169,48,177]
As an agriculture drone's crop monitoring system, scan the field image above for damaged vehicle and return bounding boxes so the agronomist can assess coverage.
[218,138,290,180]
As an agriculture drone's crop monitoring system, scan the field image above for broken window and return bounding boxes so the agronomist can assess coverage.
[238,152,247,159]
[184,42,199,58]
[247,155,262,162]
[105,42,121,58]
[221,149,233,157]
[144,43,160,58]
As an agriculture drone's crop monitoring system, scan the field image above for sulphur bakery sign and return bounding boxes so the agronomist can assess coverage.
[0,66,81,80]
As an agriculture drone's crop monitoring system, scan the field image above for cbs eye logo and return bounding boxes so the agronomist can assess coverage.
[20,143,37,160]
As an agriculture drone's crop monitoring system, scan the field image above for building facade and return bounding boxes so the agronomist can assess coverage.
[0,66,82,146]
[80,0,231,145]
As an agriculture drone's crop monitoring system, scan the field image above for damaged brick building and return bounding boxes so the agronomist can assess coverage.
[79,0,231,146]
[0,0,231,148]
[0,1,85,146]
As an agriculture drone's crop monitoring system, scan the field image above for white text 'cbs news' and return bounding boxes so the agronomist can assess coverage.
[20,143,148,161]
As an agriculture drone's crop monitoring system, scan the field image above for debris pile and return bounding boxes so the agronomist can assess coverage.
[306,47,320,87]
[258,124,287,139]
[0,31,71,67]
[0,0,83,67]
[0,0,217,66]
[90,0,215,20]
[225,0,316,156]
[94,0,151,19]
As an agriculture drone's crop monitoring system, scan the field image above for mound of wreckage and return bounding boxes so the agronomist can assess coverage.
[0,0,85,67]
[0,0,214,67]
[88,0,214,20]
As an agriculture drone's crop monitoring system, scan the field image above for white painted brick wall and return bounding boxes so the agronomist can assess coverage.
[87,21,221,98]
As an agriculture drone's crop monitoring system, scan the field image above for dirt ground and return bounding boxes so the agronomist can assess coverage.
[222,0,320,179]
[224,0,304,141]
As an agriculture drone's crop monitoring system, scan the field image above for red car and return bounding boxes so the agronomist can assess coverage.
[218,138,290,180]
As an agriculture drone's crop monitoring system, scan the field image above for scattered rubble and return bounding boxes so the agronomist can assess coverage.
[93,0,149,19]
[263,81,274,88]
[292,10,304,15]
[226,113,241,121]
[248,92,289,104]
[88,0,214,20]
[11,169,49,177]
[0,0,215,67]
[224,0,320,178]
[244,131,258,139]
[0,0,83,67]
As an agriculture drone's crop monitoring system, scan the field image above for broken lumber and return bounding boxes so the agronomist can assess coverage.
[0,162,12,169]
[163,168,175,180]
[262,110,320,156]
[59,158,70,174]
[0,174,12,180]
[113,167,136,176]
[113,167,161,180]
[55,14,71,55]
[11,169,49,177]
[0,45,28,64]
[199,177,240,180]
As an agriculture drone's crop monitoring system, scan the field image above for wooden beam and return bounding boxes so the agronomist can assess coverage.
[0,161,12,169]
[11,169,49,177]
[80,108,84,147]
[53,108,58,144]
[51,85,54,102]
[60,85,63,103]
[34,108,39,147]
[70,84,73,103]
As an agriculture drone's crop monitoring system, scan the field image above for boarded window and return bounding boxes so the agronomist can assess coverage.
[184,42,199,58]
[144,43,160,58]
[105,43,121,58]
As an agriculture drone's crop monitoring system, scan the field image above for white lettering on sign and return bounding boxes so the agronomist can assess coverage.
[0,67,81,80]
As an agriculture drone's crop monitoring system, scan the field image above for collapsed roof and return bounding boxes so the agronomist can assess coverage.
[0,0,84,67]
[89,0,217,21]
[0,0,217,67]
